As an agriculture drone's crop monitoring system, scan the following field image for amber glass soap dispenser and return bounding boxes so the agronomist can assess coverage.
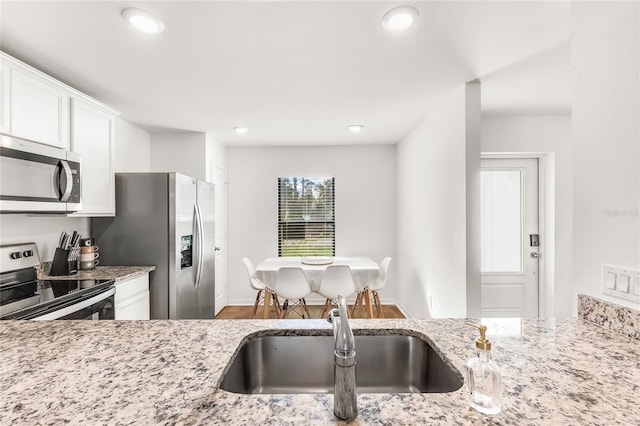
[464,322,502,415]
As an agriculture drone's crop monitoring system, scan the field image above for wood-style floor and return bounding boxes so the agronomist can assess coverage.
[215,303,405,319]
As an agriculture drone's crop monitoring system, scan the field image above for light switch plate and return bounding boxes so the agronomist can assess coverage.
[618,275,630,293]
[602,265,640,303]
[632,277,640,296]
[605,272,616,289]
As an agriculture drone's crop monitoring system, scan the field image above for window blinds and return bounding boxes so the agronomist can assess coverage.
[278,177,335,257]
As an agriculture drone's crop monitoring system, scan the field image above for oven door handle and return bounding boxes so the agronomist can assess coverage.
[32,287,115,320]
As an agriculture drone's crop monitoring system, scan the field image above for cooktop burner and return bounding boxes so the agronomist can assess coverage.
[0,278,115,319]
[1,242,116,320]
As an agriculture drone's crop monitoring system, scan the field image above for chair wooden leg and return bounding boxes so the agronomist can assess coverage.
[272,293,282,317]
[363,288,374,318]
[351,292,362,317]
[250,289,263,319]
[301,298,312,319]
[280,300,289,319]
[358,290,367,318]
[263,288,273,319]
[373,290,384,318]
[320,299,331,318]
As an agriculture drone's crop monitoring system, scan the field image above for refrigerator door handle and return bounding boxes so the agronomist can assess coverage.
[193,204,201,289]
[194,203,205,289]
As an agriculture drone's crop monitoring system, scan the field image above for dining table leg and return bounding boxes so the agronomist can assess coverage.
[363,288,374,318]
[263,288,272,319]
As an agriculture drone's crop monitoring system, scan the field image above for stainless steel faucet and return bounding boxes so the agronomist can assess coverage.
[327,294,357,421]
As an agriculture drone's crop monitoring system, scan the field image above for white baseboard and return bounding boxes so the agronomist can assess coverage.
[226,295,414,319]
[391,299,413,318]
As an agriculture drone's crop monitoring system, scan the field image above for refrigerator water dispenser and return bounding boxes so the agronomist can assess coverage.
[181,235,193,269]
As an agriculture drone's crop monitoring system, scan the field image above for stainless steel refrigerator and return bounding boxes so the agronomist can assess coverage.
[92,173,215,319]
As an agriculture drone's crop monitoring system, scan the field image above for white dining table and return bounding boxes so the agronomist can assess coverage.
[255,256,381,319]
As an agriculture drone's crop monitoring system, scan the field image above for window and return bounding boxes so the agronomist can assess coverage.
[278,177,335,257]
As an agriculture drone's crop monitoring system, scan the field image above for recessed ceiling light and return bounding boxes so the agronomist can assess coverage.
[381,6,419,31]
[348,124,364,134]
[233,126,249,134]
[122,8,165,34]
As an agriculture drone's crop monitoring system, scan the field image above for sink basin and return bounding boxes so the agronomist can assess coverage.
[220,331,463,394]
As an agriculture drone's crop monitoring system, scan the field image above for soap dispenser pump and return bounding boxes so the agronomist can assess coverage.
[464,322,502,415]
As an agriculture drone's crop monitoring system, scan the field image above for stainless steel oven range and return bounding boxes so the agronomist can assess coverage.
[0,243,115,320]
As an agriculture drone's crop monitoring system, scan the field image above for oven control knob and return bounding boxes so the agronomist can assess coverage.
[23,250,33,257]
[10,251,22,259]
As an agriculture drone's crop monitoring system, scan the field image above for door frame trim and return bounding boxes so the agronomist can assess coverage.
[481,152,551,318]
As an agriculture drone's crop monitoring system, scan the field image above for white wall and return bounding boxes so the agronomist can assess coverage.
[150,132,208,180]
[114,118,151,172]
[572,1,640,311]
[227,145,396,305]
[207,133,226,172]
[0,215,89,262]
[150,132,226,183]
[396,86,472,318]
[465,82,482,317]
[481,114,573,317]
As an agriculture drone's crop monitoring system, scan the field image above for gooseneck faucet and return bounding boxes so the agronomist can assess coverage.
[327,294,357,421]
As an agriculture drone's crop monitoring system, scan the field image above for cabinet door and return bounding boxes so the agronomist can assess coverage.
[10,67,69,149]
[69,98,115,216]
[0,61,8,133]
[115,274,150,320]
[115,292,150,320]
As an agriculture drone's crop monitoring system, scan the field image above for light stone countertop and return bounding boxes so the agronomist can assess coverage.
[38,265,155,282]
[0,315,638,425]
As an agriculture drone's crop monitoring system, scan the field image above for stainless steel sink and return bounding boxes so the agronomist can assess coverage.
[220,331,463,394]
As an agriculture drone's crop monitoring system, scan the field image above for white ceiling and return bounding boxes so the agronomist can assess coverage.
[0,1,572,146]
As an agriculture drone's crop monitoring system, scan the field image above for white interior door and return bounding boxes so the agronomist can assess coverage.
[212,165,228,315]
[481,158,539,317]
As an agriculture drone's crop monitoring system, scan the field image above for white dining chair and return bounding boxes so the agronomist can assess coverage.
[273,267,313,319]
[242,257,281,319]
[317,264,357,318]
[352,257,391,318]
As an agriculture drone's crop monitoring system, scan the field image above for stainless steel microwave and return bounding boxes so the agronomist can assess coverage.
[0,134,82,213]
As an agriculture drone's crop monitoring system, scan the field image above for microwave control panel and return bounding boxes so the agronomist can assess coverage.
[67,160,81,203]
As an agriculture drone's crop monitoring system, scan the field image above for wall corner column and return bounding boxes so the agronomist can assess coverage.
[465,80,482,317]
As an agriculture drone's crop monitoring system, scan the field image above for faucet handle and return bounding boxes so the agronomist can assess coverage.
[336,294,347,311]
[327,308,339,323]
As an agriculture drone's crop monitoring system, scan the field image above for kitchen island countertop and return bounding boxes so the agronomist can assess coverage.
[0,313,638,425]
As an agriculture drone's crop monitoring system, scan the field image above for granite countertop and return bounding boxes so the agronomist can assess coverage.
[0,314,638,425]
[38,265,155,282]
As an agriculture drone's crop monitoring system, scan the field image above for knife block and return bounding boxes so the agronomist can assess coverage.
[50,248,77,276]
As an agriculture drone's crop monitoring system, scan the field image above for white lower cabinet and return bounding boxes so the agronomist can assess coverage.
[114,274,150,320]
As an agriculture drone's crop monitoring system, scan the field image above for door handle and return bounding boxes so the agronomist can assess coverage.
[215,246,221,251]
[194,204,205,289]
[55,160,73,201]
[530,252,541,259]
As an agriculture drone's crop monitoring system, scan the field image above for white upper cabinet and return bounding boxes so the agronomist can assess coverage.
[0,62,8,134]
[0,52,120,216]
[69,98,115,216]
[9,65,70,149]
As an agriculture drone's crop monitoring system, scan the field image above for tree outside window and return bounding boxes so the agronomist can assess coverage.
[278,177,335,257]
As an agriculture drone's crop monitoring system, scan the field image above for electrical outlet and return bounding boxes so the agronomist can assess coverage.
[602,265,640,303]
